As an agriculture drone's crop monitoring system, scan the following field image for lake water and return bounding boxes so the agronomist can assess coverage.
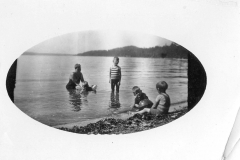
[14,55,188,126]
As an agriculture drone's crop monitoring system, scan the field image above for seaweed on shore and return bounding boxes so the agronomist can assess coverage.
[58,109,188,134]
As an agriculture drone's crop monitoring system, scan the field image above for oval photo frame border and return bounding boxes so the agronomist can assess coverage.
[5,31,207,134]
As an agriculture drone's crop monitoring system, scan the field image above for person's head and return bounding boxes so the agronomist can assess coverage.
[132,86,142,96]
[113,57,119,66]
[74,64,81,72]
[156,81,168,93]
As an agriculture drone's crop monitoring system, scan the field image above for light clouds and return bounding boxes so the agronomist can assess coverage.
[27,30,172,54]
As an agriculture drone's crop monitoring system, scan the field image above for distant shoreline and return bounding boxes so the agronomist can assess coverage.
[22,53,75,56]
[77,55,188,59]
[21,54,188,60]
[23,44,189,59]
[77,44,189,59]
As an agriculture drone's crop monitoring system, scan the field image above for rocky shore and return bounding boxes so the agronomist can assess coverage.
[58,109,188,134]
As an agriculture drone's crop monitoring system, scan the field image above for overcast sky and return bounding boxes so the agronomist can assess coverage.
[27,30,173,54]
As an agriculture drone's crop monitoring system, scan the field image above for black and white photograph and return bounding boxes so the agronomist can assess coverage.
[1,1,240,160]
[7,30,202,134]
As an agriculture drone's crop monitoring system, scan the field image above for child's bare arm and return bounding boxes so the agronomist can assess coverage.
[69,74,73,80]
[109,68,111,83]
[130,104,135,109]
[119,67,121,81]
[151,95,161,109]
[130,99,136,108]
[80,73,84,82]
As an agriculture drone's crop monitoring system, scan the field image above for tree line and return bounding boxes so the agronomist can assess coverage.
[77,43,189,59]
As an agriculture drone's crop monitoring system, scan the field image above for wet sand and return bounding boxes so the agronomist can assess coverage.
[54,113,132,129]
[56,107,188,134]
[54,103,188,130]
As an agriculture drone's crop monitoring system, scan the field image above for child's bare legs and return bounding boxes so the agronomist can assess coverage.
[116,82,120,93]
[111,79,120,93]
[111,80,115,92]
[131,108,151,115]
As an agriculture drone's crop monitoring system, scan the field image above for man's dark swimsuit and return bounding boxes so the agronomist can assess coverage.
[66,72,84,90]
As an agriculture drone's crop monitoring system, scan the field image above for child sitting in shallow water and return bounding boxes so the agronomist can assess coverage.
[132,81,170,115]
[81,81,97,92]
[130,86,152,110]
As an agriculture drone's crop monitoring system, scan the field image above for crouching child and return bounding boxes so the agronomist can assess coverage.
[130,86,153,111]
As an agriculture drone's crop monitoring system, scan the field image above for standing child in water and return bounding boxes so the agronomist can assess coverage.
[132,81,171,115]
[109,57,121,93]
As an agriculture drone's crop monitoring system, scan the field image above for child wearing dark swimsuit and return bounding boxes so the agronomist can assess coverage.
[130,86,153,110]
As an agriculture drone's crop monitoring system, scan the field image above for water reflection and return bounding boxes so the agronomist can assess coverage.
[109,92,121,108]
[67,89,89,112]
[107,92,121,115]
[15,56,188,126]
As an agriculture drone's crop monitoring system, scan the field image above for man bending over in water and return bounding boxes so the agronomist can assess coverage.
[66,64,85,90]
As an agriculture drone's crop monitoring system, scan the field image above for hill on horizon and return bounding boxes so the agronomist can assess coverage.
[77,43,189,59]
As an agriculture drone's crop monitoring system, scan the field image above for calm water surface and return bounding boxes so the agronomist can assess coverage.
[15,55,188,126]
